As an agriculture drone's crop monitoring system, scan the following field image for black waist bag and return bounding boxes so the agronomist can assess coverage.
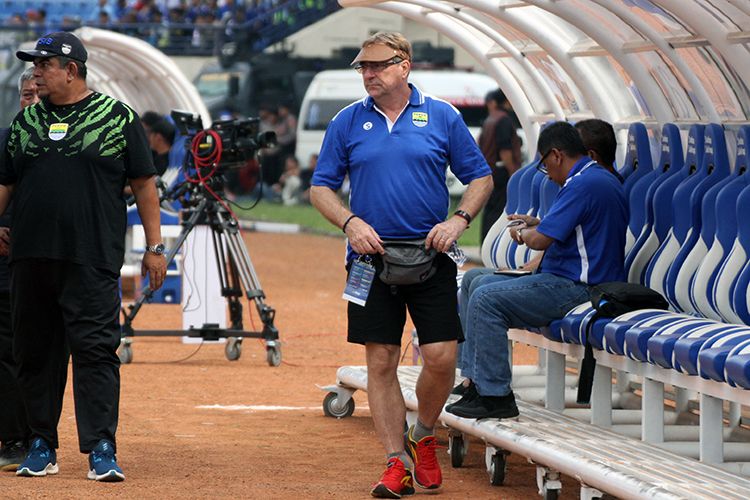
[379,239,438,286]
[576,282,669,404]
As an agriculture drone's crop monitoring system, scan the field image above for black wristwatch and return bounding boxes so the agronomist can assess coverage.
[453,209,472,225]
[146,243,166,255]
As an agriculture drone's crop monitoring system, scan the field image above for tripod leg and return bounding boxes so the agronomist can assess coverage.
[217,212,281,366]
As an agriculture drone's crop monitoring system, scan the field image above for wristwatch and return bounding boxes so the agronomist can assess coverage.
[453,209,472,225]
[517,228,525,243]
[146,243,166,255]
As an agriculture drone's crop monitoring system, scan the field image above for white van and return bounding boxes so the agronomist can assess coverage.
[295,69,499,196]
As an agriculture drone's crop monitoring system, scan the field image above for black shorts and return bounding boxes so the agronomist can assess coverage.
[347,253,463,346]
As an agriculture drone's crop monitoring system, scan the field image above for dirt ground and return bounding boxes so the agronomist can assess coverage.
[0,231,578,499]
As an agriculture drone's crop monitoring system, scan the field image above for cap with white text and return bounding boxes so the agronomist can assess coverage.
[17,31,88,63]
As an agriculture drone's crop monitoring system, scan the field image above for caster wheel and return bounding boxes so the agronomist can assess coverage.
[488,453,506,486]
[118,344,133,364]
[266,344,281,366]
[323,392,355,418]
[449,433,467,468]
[544,489,560,500]
[225,337,242,361]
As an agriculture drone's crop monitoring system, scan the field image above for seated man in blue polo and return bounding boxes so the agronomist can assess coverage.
[447,121,628,419]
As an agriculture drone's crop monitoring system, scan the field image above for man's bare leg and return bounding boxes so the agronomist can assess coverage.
[366,343,407,454]
[416,340,457,427]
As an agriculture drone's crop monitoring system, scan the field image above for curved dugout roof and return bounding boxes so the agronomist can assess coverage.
[72,27,210,126]
[340,0,750,158]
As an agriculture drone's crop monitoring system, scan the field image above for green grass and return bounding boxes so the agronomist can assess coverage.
[234,199,481,247]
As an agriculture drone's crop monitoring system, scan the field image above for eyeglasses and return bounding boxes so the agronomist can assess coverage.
[353,57,404,74]
[535,149,551,175]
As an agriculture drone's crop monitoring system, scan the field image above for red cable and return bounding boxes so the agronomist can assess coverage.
[187,128,258,323]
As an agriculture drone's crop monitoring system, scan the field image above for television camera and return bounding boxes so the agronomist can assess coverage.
[170,109,276,173]
[119,110,281,366]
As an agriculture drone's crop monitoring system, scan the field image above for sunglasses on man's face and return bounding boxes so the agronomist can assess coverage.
[353,57,404,74]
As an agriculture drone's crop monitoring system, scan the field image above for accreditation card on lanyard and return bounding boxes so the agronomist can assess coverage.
[342,256,375,306]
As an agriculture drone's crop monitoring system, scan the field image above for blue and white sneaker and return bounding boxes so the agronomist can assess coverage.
[87,440,125,482]
[16,437,58,477]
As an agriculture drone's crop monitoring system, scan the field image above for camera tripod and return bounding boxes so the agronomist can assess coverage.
[119,180,281,366]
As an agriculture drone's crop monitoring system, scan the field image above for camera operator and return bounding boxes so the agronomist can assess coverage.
[147,118,176,177]
[0,32,166,482]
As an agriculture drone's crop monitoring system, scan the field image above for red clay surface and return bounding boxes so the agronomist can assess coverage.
[0,231,579,499]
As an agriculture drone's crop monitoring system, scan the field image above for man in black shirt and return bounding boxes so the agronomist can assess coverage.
[0,67,63,472]
[0,32,167,482]
[147,118,175,176]
[478,89,522,245]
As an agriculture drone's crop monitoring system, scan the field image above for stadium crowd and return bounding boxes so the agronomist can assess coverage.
[0,0,331,53]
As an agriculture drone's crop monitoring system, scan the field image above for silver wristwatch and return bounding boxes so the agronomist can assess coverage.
[146,243,166,255]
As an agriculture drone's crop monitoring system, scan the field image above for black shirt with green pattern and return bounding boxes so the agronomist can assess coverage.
[0,92,155,274]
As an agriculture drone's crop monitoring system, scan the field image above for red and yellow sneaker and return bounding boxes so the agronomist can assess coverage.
[404,426,442,489]
[370,457,415,498]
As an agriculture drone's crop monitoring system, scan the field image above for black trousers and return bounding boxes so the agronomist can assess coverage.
[0,291,31,443]
[480,166,510,246]
[11,260,121,453]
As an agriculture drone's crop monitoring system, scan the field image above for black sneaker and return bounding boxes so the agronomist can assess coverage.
[445,392,519,419]
[445,380,478,411]
[450,381,470,396]
[0,440,27,472]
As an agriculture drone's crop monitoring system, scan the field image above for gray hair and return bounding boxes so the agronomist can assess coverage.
[18,67,35,95]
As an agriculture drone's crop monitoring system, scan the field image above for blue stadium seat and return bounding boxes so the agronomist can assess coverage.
[646,319,718,371]
[667,125,736,316]
[623,314,703,362]
[662,323,733,375]
[664,124,730,312]
[696,329,750,382]
[559,303,596,344]
[511,169,546,268]
[715,127,750,323]
[604,314,701,356]
[483,163,536,269]
[617,123,654,253]
[587,309,672,350]
[691,129,750,319]
[643,124,705,297]
[625,123,683,284]
[724,338,750,388]
[731,185,750,325]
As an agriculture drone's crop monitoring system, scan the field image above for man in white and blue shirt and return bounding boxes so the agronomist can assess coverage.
[310,32,492,498]
[447,121,627,420]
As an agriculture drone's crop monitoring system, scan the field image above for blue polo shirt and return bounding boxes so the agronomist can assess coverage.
[537,157,628,285]
[312,84,489,258]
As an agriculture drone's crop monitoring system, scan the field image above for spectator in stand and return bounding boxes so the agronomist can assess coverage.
[191,7,217,51]
[96,10,113,27]
[218,0,239,21]
[275,102,297,159]
[259,105,283,185]
[90,0,116,22]
[114,0,130,20]
[272,155,303,206]
[117,9,140,36]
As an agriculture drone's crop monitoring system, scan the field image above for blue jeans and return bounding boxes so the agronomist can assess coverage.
[458,267,499,370]
[461,272,590,397]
